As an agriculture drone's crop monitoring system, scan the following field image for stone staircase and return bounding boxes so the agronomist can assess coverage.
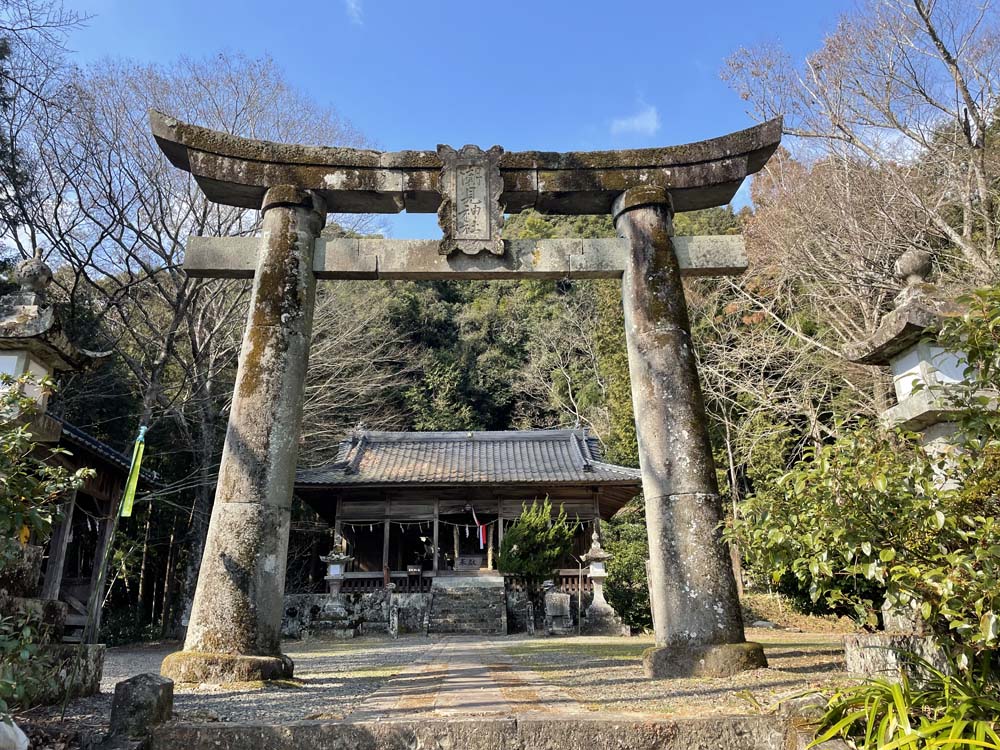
[427,575,507,635]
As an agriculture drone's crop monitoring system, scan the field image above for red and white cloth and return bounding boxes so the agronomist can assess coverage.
[471,507,487,549]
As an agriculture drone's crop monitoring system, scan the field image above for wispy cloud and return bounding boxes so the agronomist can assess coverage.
[345,0,363,25]
[610,101,661,137]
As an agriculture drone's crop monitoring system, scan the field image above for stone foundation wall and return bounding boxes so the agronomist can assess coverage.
[0,544,105,707]
[283,588,597,637]
[25,644,106,705]
[282,592,430,637]
[0,544,43,597]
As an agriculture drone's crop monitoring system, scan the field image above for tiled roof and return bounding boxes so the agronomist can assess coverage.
[296,429,641,487]
[53,417,162,486]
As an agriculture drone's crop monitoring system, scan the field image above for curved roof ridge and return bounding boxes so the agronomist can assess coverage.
[149,110,781,214]
[294,428,641,488]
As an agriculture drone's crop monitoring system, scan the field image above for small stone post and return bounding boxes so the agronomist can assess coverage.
[614,187,765,678]
[162,186,326,683]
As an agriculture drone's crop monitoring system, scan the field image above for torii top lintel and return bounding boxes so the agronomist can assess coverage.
[149,110,782,215]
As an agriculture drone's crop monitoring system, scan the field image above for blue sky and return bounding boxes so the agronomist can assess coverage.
[69,0,849,237]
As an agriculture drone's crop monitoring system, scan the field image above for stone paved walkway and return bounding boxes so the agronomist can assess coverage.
[349,636,584,719]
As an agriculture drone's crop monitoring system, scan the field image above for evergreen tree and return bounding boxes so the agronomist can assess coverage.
[497,499,573,582]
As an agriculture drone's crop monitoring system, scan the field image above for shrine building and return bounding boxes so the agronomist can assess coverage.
[293,429,641,594]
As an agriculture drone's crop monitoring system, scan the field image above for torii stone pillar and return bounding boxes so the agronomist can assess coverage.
[614,187,766,678]
[162,186,326,683]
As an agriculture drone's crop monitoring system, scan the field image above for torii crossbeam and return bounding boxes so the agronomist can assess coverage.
[151,109,782,685]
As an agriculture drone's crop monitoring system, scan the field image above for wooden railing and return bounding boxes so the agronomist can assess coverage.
[503,569,592,595]
[336,570,592,595]
[339,572,432,594]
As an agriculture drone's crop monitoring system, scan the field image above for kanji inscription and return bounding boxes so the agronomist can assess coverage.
[437,144,504,256]
[456,165,489,239]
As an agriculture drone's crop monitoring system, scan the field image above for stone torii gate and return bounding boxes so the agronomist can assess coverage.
[151,110,781,683]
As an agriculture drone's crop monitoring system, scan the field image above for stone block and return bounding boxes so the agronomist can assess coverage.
[843,633,947,681]
[0,545,43,598]
[671,235,747,276]
[543,590,574,635]
[777,693,828,722]
[183,236,257,278]
[881,599,926,634]
[18,644,105,706]
[388,603,399,639]
[315,238,376,279]
[109,673,174,739]
[568,239,627,278]
[150,715,789,750]
[643,641,767,679]
[0,594,67,643]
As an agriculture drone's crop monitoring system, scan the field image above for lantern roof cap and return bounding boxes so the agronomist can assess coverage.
[844,284,963,366]
[0,257,106,371]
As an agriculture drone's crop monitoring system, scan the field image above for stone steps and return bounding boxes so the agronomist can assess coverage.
[427,580,506,636]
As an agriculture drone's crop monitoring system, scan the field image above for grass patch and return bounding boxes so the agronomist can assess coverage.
[760,640,843,650]
[503,640,647,662]
[337,666,402,679]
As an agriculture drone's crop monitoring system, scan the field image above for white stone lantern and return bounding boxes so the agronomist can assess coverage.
[0,259,98,441]
[844,249,967,452]
[842,248,964,676]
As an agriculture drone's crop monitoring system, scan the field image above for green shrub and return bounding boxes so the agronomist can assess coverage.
[497,499,573,583]
[728,421,1000,662]
[0,375,91,567]
[730,285,1000,747]
[0,611,45,717]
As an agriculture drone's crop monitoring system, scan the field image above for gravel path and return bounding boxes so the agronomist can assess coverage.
[18,635,430,738]
[18,628,848,743]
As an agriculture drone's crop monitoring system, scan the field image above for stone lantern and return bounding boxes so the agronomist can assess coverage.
[319,529,353,595]
[0,258,98,441]
[0,256,107,704]
[581,529,623,636]
[844,249,966,453]
[842,248,962,677]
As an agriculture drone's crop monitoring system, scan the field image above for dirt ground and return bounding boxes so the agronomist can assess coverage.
[500,628,849,717]
[17,627,853,747]
[741,592,860,634]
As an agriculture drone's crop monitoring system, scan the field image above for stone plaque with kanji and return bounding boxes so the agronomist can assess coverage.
[437,144,504,256]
